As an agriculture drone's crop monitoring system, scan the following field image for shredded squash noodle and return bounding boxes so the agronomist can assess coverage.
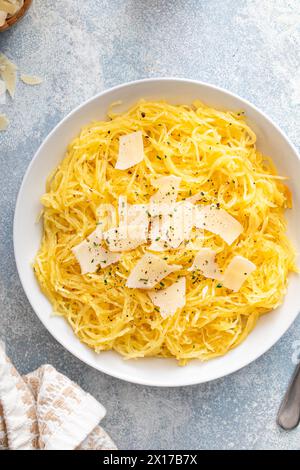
[34,100,296,364]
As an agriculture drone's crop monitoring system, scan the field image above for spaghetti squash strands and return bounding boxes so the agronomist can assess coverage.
[34,99,296,364]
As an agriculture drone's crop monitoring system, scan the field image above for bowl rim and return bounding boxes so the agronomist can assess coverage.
[13,77,300,387]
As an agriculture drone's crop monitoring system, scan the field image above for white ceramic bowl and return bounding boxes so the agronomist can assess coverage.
[14,78,300,386]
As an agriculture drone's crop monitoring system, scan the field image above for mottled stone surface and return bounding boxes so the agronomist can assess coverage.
[0,0,300,450]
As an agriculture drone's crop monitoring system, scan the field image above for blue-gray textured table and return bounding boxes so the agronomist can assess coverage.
[1,0,300,450]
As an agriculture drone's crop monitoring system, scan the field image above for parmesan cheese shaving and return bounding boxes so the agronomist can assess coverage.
[0,10,7,26]
[148,277,186,318]
[0,113,8,131]
[150,175,181,204]
[72,227,120,274]
[115,130,144,170]
[188,248,223,281]
[103,225,147,252]
[126,253,182,289]
[148,240,168,252]
[185,191,206,204]
[148,217,168,251]
[0,53,17,98]
[21,74,43,86]
[185,229,204,250]
[164,202,194,248]
[195,205,243,245]
[222,255,256,292]
[85,226,103,245]
[149,201,194,250]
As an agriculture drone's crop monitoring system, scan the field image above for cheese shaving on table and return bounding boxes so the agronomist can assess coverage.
[188,248,223,280]
[150,175,181,204]
[0,79,6,98]
[126,253,182,289]
[72,226,120,274]
[103,225,147,252]
[115,130,144,170]
[0,53,17,98]
[195,205,243,245]
[148,277,186,318]
[0,10,7,26]
[222,255,256,292]
[0,113,8,130]
[21,74,43,86]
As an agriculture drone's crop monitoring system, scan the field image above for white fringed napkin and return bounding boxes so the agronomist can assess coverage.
[0,346,117,450]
